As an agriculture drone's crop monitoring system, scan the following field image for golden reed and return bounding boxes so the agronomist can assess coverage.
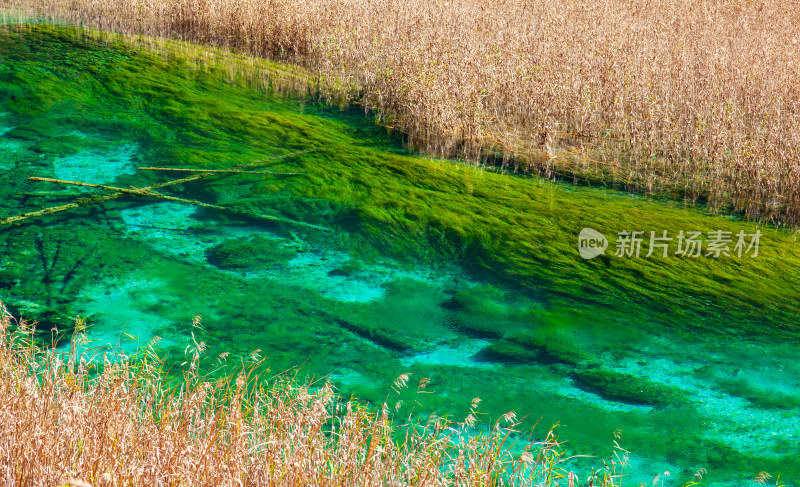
[0,303,612,485]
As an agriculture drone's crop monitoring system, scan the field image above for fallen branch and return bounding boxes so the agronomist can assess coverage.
[28,177,226,208]
[0,149,317,227]
[2,174,212,226]
[26,177,331,232]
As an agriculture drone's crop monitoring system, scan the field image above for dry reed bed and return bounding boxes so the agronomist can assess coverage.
[4,0,800,223]
[0,304,617,486]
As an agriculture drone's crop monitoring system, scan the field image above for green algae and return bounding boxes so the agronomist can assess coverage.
[482,331,592,366]
[1,23,799,485]
[206,236,297,270]
[4,25,798,338]
[6,120,63,140]
[31,134,85,156]
[714,378,800,411]
[478,340,542,364]
[571,366,688,407]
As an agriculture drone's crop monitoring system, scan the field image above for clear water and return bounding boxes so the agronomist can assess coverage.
[1,24,799,486]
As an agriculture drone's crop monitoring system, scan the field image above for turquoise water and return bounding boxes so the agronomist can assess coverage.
[1,24,799,486]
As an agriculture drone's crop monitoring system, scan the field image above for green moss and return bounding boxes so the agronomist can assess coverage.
[478,340,541,363]
[30,134,86,157]
[5,120,64,141]
[333,317,412,353]
[2,20,798,371]
[571,366,688,407]
[206,236,296,270]
[2,19,796,363]
[714,377,800,410]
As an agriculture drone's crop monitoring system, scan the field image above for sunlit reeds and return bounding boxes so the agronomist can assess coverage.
[0,302,625,486]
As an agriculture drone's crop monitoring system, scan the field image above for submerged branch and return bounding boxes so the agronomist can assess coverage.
[27,177,331,232]
[28,177,227,208]
[0,149,318,227]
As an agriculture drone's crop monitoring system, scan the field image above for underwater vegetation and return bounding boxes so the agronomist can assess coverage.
[0,24,798,485]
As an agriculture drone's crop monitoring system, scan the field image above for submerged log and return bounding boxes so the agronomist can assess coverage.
[26,177,331,232]
[1,175,205,226]
[0,199,102,226]
[0,149,317,227]
[28,177,226,208]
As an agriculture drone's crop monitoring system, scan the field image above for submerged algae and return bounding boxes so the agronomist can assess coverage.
[206,236,297,270]
[3,24,799,331]
[571,366,689,407]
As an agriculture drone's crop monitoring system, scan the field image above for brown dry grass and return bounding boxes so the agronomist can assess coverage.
[0,303,629,486]
[5,0,800,223]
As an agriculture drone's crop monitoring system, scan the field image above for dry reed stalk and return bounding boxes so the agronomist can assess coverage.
[0,302,607,486]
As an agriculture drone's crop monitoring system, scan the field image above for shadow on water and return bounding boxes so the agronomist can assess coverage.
[1,23,799,486]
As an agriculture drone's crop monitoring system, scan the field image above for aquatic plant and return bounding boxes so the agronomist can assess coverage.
[570,366,688,408]
[5,0,800,224]
[205,235,297,270]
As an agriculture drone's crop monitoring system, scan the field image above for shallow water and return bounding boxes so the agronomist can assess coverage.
[1,24,799,486]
